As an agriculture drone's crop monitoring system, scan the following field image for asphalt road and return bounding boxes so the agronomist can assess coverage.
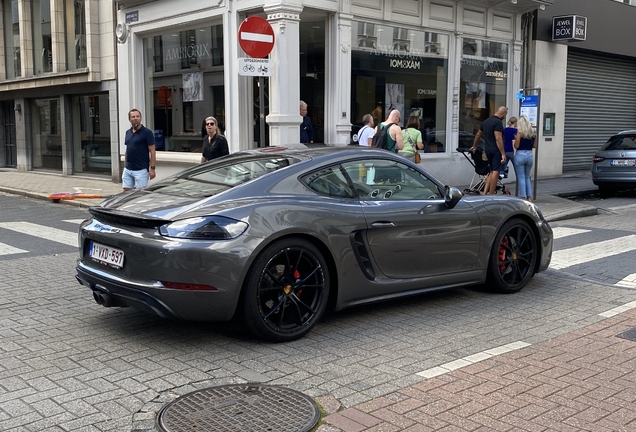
[1,193,636,431]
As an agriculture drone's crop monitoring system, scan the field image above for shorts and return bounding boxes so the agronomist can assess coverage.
[122,168,149,189]
[486,149,504,172]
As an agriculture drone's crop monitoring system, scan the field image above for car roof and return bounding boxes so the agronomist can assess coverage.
[235,144,388,159]
[615,130,636,136]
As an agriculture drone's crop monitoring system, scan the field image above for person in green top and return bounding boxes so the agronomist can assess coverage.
[375,110,404,153]
[399,115,424,162]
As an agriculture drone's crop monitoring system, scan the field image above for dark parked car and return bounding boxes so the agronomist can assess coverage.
[592,130,636,195]
[76,146,553,342]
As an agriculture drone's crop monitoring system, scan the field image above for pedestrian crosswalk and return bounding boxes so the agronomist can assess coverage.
[550,226,636,289]
[0,219,83,257]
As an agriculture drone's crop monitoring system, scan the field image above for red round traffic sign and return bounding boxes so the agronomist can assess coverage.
[238,16,275,59]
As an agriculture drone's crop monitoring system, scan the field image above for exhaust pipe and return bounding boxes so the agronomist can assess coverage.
[92,290,113,307]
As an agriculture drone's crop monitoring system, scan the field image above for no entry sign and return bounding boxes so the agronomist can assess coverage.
[238,16,275,59]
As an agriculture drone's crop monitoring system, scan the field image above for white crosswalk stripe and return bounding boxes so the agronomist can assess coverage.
[0,222,77,247]
[550,234,636,270]
[63,219,86,224]
[551,227,591,239]
[0,242,28,256]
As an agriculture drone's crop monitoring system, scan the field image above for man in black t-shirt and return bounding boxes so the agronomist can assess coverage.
[470,106,508,194]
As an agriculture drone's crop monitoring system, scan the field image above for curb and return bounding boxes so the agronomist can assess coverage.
[0,186,104,208]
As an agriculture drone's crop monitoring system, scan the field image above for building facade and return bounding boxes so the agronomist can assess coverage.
[114,0,552,186]
[0,0,118,180]
[532,0,636,175]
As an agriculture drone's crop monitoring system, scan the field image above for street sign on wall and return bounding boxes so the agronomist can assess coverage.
[238,16,275,58]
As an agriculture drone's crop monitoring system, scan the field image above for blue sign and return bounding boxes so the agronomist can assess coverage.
[125,10,139,24]
[520,95,538,107]
[520,95,539,128]
[154,130,165,150]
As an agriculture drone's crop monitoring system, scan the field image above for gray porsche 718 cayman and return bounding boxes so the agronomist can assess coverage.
[76,147,553,342]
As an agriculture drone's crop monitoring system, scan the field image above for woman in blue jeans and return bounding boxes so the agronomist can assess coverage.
[512,115,536,201]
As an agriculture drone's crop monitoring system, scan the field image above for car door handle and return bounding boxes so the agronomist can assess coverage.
[371,222,395,228]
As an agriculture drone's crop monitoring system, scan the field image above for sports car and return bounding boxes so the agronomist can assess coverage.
[76,146,553,342]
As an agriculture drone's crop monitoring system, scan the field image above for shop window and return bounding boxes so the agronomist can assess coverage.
[143,23,225,153]
[357,22,376,50]
[65,0,86,70]
[460,38,508,140]
[351,23,449,155]
[33,0,53,74]
[32,98,62,170]
[72,94,111,174]
[3,0,21,78]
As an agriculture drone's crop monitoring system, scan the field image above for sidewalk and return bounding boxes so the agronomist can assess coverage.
[319,307,636,432]
[0,168,599,222]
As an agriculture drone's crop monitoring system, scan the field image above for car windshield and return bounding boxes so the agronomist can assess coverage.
[601,134,636,151]
[146,156,299,198]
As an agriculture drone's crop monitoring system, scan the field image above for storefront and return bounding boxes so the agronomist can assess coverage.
[533,0,636,175]
[116,0,549,185]
[0,0,117,179]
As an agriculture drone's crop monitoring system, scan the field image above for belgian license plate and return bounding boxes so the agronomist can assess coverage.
[610,159,636,167]
[89,241,125,269]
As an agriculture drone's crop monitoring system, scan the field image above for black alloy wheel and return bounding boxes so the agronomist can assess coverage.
[242,238,329,342]
[486,218,538,294]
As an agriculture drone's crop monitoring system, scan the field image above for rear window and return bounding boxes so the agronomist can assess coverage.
[146,156,299,198]
[601,135,636,151]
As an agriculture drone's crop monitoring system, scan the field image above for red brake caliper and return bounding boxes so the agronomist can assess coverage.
[498,237,509,273]
[294,269,302,296]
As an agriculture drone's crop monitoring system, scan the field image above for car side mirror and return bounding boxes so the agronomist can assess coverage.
[444,186,463,209]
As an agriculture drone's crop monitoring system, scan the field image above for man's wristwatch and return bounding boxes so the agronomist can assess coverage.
[150,166,156,170]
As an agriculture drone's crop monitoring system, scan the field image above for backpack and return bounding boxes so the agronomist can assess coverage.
[371,123,396,152]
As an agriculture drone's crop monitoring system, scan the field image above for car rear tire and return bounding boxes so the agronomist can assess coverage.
[242,238,329,342]
[598,185,614,197]
[486,218,538,294]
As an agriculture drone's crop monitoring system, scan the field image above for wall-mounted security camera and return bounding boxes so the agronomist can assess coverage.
[116,22,129,44]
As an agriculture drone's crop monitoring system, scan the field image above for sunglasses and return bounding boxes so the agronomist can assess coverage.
[206,122,215,126]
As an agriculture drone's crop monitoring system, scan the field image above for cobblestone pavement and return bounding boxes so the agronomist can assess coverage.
[3,168,636,431]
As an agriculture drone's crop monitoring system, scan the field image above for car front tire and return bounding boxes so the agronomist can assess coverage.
[242,238,329,342]
[486,218,538,294]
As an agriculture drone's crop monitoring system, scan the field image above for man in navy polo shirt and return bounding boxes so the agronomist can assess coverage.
[470,106,508,194]
[122,109,156,191]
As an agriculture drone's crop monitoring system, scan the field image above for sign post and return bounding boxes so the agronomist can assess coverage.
[518,88,541,200]
[238,16,275,147]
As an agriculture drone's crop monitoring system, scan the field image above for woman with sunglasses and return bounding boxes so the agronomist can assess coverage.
[201,116,229,163]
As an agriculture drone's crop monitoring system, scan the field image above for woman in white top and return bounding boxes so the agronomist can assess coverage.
[399,115,424,162]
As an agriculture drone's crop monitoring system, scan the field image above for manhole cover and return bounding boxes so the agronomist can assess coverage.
[156,384,320,432]
[617,327,636,342]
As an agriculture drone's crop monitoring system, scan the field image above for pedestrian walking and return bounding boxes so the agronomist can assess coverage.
[122,109,156,191]
[503,117,517,178]
[356,114,374,146]
[300,100,314,144]
[201,116,229,162]
[512,115,536,201]
[399,115,424,162]
[469,106,508,194]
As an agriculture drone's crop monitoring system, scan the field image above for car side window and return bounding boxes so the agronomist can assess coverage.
[302,165,356,198]
[342,159,441,201]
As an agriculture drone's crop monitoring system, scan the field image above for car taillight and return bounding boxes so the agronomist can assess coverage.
[161,281,217,291]
[592,156,605,163]
[159,216,248,240]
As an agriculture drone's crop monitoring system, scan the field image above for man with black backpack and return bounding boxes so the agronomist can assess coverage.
[372,110,404,153]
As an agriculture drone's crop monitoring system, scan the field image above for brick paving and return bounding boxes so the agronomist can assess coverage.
[319,308,636,431]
